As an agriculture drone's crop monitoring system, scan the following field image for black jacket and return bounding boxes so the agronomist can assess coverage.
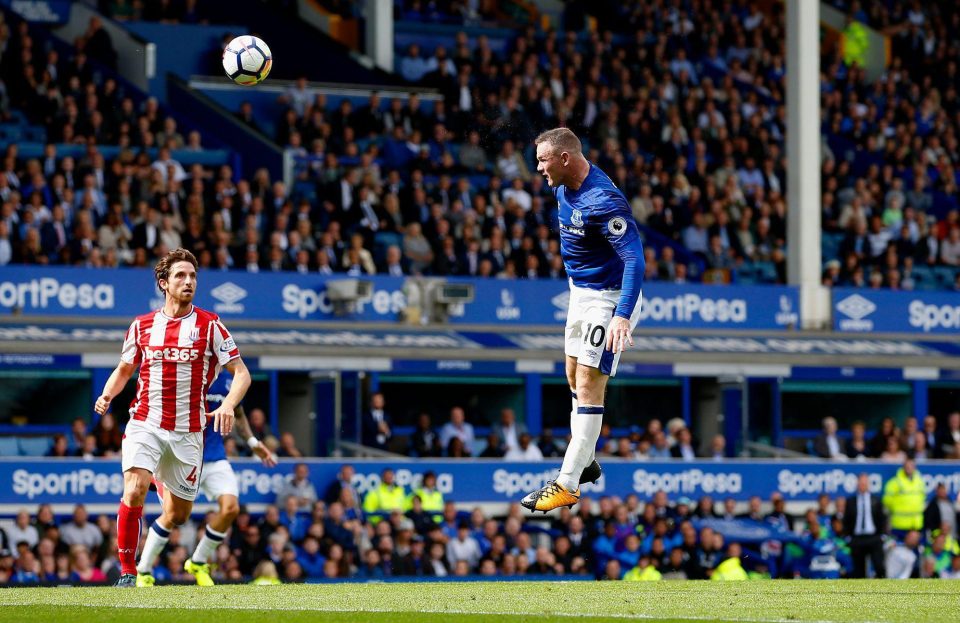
[843,493,887,537]
[924,498,960,534]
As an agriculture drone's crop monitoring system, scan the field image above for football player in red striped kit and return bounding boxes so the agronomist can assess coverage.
[94,248,251,587]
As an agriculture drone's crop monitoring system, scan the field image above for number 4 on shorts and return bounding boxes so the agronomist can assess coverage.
[186,465,198,485]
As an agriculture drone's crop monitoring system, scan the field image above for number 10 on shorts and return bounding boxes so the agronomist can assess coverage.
[583,322,605,347]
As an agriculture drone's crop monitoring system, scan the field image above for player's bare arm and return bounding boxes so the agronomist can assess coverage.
[233,403,277,467]
[209,357,251,435]
[94,361,138,415]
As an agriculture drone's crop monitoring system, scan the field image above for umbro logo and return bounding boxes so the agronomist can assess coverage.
[836,294,875,320]
[210,282,247,314]
[211,282,247,304]
[836,293,875,332]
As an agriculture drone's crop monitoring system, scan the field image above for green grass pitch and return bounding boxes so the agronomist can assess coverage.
[1,580,958,623]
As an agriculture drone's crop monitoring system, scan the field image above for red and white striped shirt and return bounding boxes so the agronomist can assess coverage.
[121,305,240,432]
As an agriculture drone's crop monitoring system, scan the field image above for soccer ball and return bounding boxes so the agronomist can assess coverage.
[222,35,272,86]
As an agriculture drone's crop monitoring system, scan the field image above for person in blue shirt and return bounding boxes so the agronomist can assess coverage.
[795,519,850,579]
[521,127,645,513]
[135,374,277,586]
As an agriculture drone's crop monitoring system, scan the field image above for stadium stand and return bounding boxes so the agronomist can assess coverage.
[2,459,959,584]
[4,1,960,292]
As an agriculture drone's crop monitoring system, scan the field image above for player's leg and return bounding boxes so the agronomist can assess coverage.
[567,354,602,485]
[556,288,615,494]
[521,285,593,512]
[143,430,201,581]
[568,291,642,490]
[116,467,153,586]
[557,364,609,490]
[134,480,176,585]
[521,366,607,513]
[185,460,239,586]
[522,289,640,512]
[115,422,163,587]
[191,493,238,562]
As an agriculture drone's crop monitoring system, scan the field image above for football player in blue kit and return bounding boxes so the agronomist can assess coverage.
[521,127,645,513]
[135,374,277,586]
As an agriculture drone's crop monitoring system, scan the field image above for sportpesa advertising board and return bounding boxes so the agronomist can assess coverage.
[5,459,960,507]
[0,268,800,330]
[832,288,960,334]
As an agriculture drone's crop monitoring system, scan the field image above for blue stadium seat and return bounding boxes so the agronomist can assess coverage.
[291,180,317,204]
[0,437,19,456]
[0,127,22,142]
[23,127,47,142]
[934,266,957,287]
[17,436,52,456]
[820,232,844,261]
[755,261,778,283]
[470,439,487,456]
[911,266,935,290]
[735,264,757,284]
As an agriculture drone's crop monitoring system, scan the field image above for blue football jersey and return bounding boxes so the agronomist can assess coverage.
[203,373,231,463]
[556,163,645,318]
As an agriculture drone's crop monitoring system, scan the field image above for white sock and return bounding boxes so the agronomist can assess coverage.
[192,525,227,564]
[557,405,604,491]
[136,521,171,574]
[570,391,596,463]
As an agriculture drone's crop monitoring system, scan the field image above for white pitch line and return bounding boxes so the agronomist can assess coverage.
[0,600,874,623]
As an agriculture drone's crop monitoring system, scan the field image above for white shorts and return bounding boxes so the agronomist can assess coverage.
[564,282,643,377]
[199,459,239,502]
[122,419,203,501]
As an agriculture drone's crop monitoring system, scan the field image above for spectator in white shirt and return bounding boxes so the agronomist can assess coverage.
[886,530,922,579]
[736,157,764,196]
[446,523,482,570]
[814,416,847,459]
[502,177,532,212]
[399,44,429,82]
[0,221,12,265]
[439,406,475,455]
[668,48,698,83]
[492,408,526,453]
[940,226,960,266]
[59,505,103,551]
[5,510,39,551]
[151,147,187,184]
[280,76,311,117]
[504,433,544,461]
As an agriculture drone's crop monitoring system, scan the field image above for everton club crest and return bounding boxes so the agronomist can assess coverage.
[571,209,583,227]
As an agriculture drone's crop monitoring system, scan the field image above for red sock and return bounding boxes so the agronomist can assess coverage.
[117,501,143,576]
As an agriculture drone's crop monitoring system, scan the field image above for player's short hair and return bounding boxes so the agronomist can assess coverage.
[154,247,198,293]
[534,127,582,157]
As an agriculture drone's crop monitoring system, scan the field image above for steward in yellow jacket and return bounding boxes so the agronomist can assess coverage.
[882,460,926,532]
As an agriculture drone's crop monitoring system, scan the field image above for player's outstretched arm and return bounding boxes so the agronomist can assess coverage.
[94,362,137,415]
[234,404,277,467]
[606,226,645,354]
[210,358,252,436]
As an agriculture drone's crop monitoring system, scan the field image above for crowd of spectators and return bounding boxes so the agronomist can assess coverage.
[264,0,960,288]
[2,3,960,289]
[39,407,306,461]
[811,412,960,461]
[361,392,960,463]
[31,399,960,465]
[382,400,724,461]
[100,0,211,24]
[3,460,959,585]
